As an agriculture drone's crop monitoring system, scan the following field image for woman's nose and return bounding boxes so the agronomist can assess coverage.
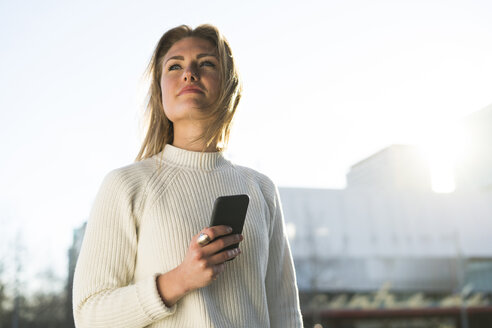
[183,65,199,82]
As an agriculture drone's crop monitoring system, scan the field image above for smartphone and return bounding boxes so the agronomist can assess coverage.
[209,194,249,255]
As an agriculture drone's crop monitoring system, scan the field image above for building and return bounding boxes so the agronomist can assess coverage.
[280,105,492,295]
[280,187,492,293]
[455,103,492,192]
[280,115,492,326]
[346,144,432,192]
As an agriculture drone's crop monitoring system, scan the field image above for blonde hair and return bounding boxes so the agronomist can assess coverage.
[135,24,242,161]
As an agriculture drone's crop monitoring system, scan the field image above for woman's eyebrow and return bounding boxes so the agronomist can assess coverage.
[197,53,218,59]
[165,53,217,64]
[165,55,184,64]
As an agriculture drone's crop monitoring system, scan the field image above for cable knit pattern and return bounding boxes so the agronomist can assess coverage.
[73,144,303,328]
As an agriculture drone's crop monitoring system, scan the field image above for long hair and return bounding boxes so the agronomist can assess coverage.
[135,24,242,161]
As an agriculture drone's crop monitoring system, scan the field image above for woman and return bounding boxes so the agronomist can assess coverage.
[73,24,303,328]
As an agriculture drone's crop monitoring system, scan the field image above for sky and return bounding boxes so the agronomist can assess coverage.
[1,0,491,291]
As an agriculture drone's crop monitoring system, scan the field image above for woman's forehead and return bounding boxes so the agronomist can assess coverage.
[165,37,217,59]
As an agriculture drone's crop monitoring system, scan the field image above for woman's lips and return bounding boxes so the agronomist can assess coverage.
[179,86,204,95]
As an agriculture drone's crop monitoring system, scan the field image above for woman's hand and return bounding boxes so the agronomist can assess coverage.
[157,225,243,307]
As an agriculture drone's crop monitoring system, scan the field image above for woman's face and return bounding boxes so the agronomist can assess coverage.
[161,37,221,123]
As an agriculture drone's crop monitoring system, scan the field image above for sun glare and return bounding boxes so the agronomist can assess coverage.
[418,123,465,193]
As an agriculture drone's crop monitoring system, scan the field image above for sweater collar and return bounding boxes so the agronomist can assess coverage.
[154,144,230,170]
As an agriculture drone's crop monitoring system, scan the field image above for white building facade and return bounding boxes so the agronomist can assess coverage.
[280,187,492,292]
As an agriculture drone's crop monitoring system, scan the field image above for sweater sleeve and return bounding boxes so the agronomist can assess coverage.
[72,169,176,328]
[264,184,304,328]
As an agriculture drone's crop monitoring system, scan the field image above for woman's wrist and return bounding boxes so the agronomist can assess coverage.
[156,267,189,307]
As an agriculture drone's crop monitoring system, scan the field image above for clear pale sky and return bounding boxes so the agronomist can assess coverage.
[1,0,491,291]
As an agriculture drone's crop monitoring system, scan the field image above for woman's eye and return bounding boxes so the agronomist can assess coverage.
[200,61,216,68]
[168,64,181,71]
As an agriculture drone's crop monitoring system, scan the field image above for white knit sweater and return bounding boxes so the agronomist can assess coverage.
[73,144,303,328]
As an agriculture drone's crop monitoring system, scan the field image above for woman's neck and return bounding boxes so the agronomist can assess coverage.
[172,121,217,152]
[171,139,217,152]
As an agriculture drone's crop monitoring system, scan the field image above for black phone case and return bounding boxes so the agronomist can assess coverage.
[209,194,249,255]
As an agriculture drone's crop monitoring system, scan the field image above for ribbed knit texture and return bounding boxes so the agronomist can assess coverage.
[72,144,303,328]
